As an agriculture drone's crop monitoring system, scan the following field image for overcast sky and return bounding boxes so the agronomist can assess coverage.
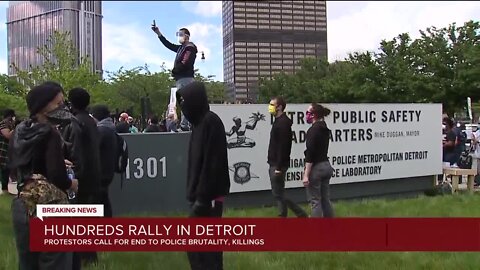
[0,1,479,80]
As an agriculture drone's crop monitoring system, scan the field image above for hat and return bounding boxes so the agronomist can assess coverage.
[26,82,64,116]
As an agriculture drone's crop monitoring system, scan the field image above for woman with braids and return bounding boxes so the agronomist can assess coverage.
[302,103,335,218]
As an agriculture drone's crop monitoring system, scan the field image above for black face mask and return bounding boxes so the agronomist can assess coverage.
[46,104,74,126]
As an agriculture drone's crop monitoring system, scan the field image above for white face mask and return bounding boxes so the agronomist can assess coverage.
[178,36,185,44]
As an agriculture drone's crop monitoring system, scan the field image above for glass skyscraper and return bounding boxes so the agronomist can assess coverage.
[6,1,103,75]
[222,0,327,102]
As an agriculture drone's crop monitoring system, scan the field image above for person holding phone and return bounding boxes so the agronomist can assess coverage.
[151,20,198,131]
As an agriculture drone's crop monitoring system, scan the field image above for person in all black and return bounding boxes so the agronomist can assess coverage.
[143,116,164,133]
[9,82,78,270]
[443,117,457,165]
[267,97,307,217]
[0,109,15,194]
[267,97,307,218]
[303,103,335,218]
[176,81,230,270]
[151,25,197,131]
[90,105,117,218]
[62,87,101,268]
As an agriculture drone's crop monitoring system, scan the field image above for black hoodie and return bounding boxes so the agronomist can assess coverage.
[8,120,71,192]
[176,81,230,204]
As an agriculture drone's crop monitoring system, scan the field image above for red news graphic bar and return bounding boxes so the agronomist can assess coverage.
[29,218,480,252]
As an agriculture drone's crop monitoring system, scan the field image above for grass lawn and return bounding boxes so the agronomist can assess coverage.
[1,194,480,270]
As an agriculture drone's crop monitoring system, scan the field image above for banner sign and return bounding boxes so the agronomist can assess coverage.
[30,217,480,252]
[210,104,442,193]
[167,87,178,118]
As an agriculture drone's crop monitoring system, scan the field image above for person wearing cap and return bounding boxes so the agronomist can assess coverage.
[151,25,198,131]
[0,109,15,194]
[9,81,77,269]
[116,112,130,133]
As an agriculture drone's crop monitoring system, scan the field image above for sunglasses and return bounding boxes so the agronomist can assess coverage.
[176,32,188,37]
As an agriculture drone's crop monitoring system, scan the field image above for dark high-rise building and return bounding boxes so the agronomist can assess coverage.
[222,1,327,102]
[6,1,103,75]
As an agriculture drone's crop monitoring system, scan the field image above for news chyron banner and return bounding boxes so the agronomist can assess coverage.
[31,206,480,252]
[210,103,442,193]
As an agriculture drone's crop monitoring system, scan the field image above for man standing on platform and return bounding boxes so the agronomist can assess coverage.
[152,22,197,131]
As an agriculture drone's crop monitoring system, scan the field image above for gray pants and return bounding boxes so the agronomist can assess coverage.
[176,77,195,131]
[269,166,307,217]
[12,198,72,270]
[306,161,334,218]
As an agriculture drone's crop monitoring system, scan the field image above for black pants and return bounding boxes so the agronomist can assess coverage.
[72,193,99,270]
[99,189,113,218]
[12,197,72,270]
[187,201,224,270]
[269,166,307,217]
[1,167,9,191]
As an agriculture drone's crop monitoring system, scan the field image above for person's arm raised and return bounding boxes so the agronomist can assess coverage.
[152,25,181,53]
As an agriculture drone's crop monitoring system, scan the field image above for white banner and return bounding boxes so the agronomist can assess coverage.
[167,88,178,118]
[211,103,443,193]
[467,97,472,120]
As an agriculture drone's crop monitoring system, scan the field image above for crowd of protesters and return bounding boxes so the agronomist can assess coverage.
[113,111,182,134]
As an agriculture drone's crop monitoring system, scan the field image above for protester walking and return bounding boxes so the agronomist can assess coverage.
[0,109,15,194]
[303,103,335,218]
[176,81,230,270]
[267,97,308,218]
[9,82,78,270]
[90,105,118,218]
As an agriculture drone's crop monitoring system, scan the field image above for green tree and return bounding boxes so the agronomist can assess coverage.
[0,74,27,96]
[0,74,28,117]
[105,64,173,117]
[195,72,226,103]
[258,20,480,116]
[11,31,102,92]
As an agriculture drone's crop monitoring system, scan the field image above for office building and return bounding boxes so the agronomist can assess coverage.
[6,1,103,75]
[222,0,327,102]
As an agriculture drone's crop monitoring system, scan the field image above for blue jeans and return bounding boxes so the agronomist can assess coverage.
[176,77,195,131]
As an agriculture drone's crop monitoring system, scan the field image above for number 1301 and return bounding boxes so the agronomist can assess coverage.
[125,157,167,180]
